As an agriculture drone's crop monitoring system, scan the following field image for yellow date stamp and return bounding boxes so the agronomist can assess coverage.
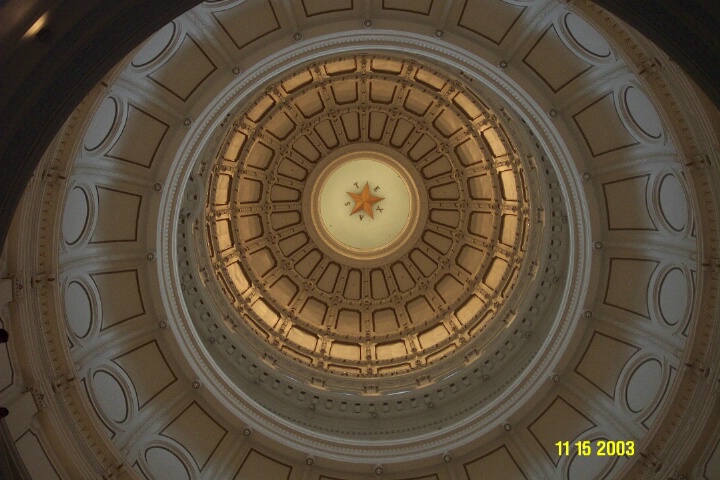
[556,440,635,457]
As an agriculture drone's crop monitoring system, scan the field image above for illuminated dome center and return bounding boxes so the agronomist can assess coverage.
[308,147,424,263]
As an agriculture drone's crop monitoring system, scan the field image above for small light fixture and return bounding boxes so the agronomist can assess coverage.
[23,13,49,39]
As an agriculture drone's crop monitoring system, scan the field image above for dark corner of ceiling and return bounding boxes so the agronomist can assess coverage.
[0,0,203,250]
[593,0,720,109]
[0,422,28,479]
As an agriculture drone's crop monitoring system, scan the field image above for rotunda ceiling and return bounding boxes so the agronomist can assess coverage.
[2,1,720,479]
[175,50,573,446]
[200,54,539,385]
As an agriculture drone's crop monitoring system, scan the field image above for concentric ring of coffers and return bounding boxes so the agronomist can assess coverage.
[203,54,539,380]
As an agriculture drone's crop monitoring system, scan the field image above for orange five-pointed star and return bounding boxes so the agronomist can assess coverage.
[347,182,384,219]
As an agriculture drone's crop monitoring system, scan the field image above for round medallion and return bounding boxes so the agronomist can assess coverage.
[305,146,426,266]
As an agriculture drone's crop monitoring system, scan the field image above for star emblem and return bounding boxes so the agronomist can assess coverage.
[347,182,384,219]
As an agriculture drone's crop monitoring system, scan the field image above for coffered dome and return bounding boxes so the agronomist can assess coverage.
[176,50,571,447]
[2,1,720,479]
[198,54,542,385]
